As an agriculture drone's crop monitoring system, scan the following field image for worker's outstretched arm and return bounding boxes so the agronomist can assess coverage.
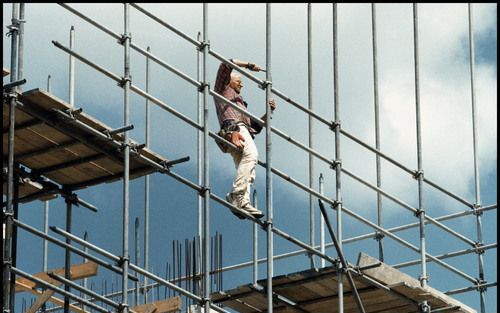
[231,58,262,72]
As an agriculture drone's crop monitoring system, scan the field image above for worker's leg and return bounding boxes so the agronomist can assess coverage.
[229,126,258,207]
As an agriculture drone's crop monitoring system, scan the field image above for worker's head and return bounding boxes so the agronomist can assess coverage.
[229,73,243,93]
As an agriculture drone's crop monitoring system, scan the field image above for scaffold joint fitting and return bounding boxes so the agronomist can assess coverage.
[329,120,340,131]
[6,23,19,36]
[418,274,429,284]
[65,107,83,119]
[259,80,272,90]
[472,203,483,216]
[415,208,425,217]
[373,231,385,241]
[413,170,424,180]
[262,219,273,229]
[118,303,129,313]
[130,143,146,153]
[118,76,132,88]
[476,279,488,292]
[197,40,210,51]
[198,82,210,92]
[117,32,132,45]
[64,192,77,204]
[117,256,130,267]
[418,301,431,313]
[330,159,341,170]
[474,242,485,255]
[199,186,210,197]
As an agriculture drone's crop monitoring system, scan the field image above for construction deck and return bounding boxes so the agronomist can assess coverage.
[2,88,172,202]
[211,253,476,313]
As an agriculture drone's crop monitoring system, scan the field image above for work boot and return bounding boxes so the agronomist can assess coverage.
[226,193,264,219]
[226,193,245,219]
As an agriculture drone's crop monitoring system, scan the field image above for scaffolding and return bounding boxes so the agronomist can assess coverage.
[2,3,497,313]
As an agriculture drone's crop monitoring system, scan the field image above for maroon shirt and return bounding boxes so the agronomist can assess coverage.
[213,62,262,136]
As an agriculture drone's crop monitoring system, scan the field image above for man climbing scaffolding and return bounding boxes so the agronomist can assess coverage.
[213,58,276,219]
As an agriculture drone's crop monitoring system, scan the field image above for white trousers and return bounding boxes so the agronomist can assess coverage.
[229,125,258,206]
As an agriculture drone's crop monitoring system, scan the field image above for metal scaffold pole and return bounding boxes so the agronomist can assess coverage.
[265,3,274,313]
[332,3,343,313]
[371,3,384,262]
[144,44,151,306]
[122,3,131,313]
[307,3,315,270]
[202,4,211,313]
[412,4,428,297]
[467,4,486,313]
[3,4,20,312]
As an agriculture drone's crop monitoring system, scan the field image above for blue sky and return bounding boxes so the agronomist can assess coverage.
[3,3,497,312]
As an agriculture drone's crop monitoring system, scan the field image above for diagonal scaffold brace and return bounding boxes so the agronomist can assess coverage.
[318,199,366,313]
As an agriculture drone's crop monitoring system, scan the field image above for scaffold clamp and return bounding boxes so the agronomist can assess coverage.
[258,80,272,90]
[117,32,132,45]
[472,203,483,216]
[329,120,340,131]
[474,242,485,255]
[330,159,341,170]
[198,82,209,92]
[118,76,132,87]
[117,255,130,267]
[418,301,431,313]
[373,231,384,242]
[418,274,429,284]
[412,170,424,180]
[197,40,210,51]
[117,302,129,313]
[476,279,488,292]
[414,208,426,217]
[160,156,190,172]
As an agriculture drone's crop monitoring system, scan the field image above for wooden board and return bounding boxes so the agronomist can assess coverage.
[3,88,176,202]
[212,253,476,313]
[15,261,98,293]
[16,281,87,313]
[131,296,182,313]
[3,67,9,77]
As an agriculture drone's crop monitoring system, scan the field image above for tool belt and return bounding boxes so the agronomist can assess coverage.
[215,120,240,153]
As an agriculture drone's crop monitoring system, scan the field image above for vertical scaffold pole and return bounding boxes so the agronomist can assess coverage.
[265,3,274,312]
[144,45,151,306]
[42,195,50,312]
[3,4,20,312]
[201,4,211,313]
[307,3,315,270]
[64,26,76,313]
[17,3,25,92]
[82,231,89,312]
[196,30,203,299]
[64,193,73,313]
[253,190,259,285]
[69,26,75,107]
[332,3,343,312]
[135,218,140,307]
[371,3,384,262]
[412,4,428,291]
[467,4,486,313]
[122,3,131,313]
[319,174,325,268]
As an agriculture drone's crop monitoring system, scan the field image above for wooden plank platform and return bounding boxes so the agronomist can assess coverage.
[3,88,175,202]
[131,296,182,313]
[211,253,476,313]
[15,261,98,313]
